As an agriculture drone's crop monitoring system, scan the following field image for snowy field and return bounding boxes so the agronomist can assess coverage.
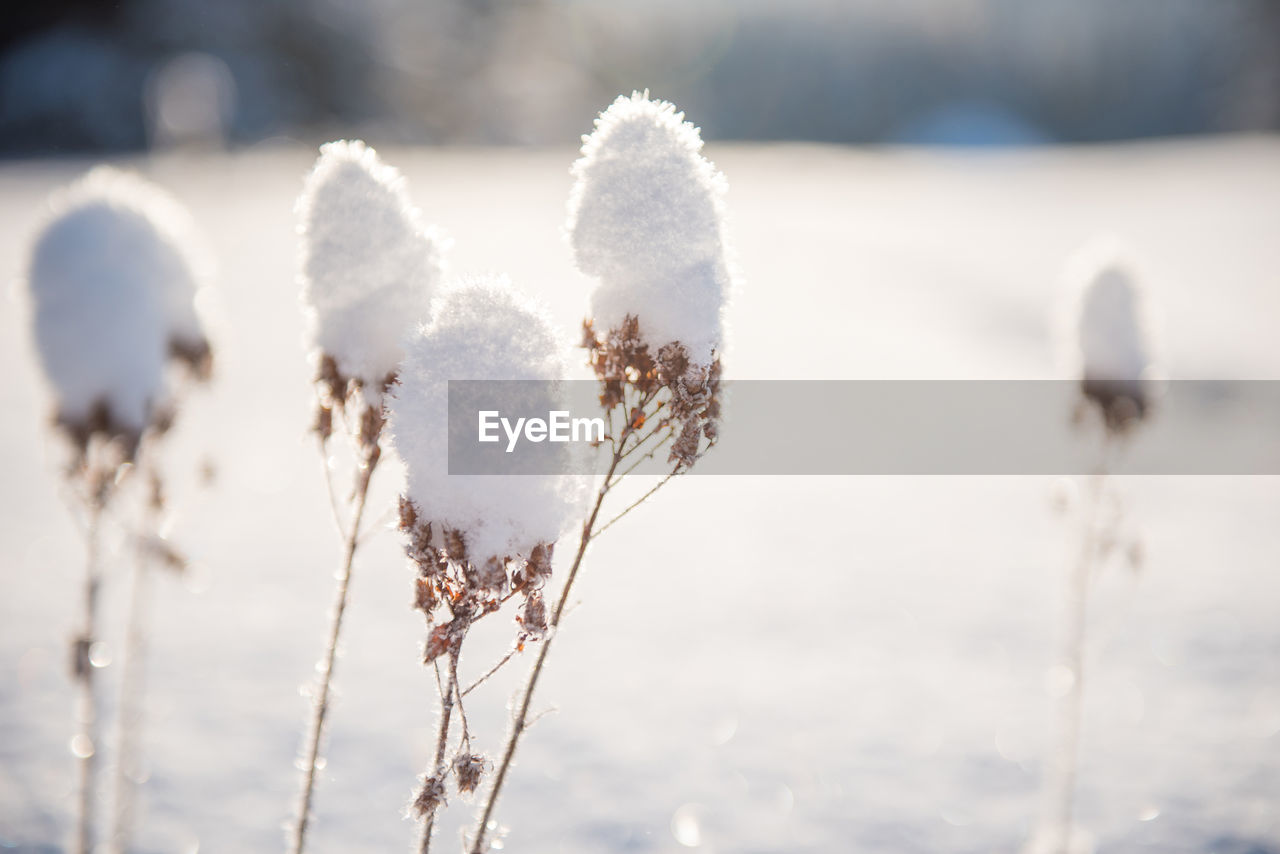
[1,138,1278,853]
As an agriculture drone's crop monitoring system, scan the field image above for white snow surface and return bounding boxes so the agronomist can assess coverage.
[297,140,444,389]
[568,93,730,364]
[25,167,209,435]
[1060,239,1160,382]
[1,141,1278,854]
[388,277,578,563]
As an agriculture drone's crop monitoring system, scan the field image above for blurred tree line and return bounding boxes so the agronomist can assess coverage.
[1,0,1277,154]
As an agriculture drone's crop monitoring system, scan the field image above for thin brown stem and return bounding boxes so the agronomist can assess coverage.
[467,449,623,854]
[452,655,471,746]
[418,645,461,854]
[290,448,379,854]
[318,436,346,533]
[1043,438,1111,854]
[592,471,679,542]
[612,426,674,480]
[73,494,104,854]
[461,648,517,698]
[107,520,154,854]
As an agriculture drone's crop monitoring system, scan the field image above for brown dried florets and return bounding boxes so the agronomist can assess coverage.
[516,590,548,642]
[512,542,553,592]
[314,351,396,451]
[423,621,462,664]
[412,774,447,818]
[584,314,721,470]
[452,752,487,794]
[59,398,143,464]
[400,501,557,656]
[169,335,213,382]
[1080,376,1148,436]
[584,316,660,404]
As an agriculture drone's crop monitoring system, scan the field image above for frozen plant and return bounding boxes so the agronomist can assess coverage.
[26,167,215,854]
[568,90,729,367]
[387,278,577,852]
[1031,239,1160,854]
[1059,238,1161,435]
[290,139,445,854]
[298,139,444,408]
[467,92,729,853]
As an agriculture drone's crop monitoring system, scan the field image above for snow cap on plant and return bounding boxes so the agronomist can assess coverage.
[568,91,730,365]
[388,276,577,565]
[297,140,444,402]
[1058,238,1162,432]
[27,167,213,456]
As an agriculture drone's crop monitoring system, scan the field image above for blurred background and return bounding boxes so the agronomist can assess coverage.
[2,0,1279,154]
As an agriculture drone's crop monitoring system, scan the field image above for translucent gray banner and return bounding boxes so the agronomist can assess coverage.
[446,381,1280,475]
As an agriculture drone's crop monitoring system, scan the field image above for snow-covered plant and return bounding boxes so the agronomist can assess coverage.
[291,139,444,854]
[27,166,215,854]
[1060,239,1161,435]
[299,139,444,412]
[1032,239,1160,854]
[570,91,726,470]
[465,92,731,854]
[387,278,577,850]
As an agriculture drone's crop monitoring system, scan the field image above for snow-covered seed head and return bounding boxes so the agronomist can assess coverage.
[1059,239,1162,433]
[27,167,213,458]
[452,752,487,795]
[568,91,730,366]
[388,276,578,566]
[297,140,443,401]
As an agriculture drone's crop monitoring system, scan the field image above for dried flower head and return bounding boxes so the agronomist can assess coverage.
[452,752,487,795]
[584,317,720,469]
[412,773,447,818]
[1059,239,1162,434]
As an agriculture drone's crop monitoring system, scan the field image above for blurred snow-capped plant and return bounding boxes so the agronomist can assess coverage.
[387,278,577,851]
[463,91,731,854]
[290,139,444,854]
[1059,238,1162,435]
[27,166,215,854]
[1031,239,1160,854]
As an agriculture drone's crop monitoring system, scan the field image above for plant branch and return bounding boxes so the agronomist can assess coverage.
[418,645,461,854]
[73,490,105,854]
[592,470,679,542]
[461,648,518,698]
[290,448,379,854]
[467,449,623,853]
[106,491,159,854]
[1043,437,1111,854]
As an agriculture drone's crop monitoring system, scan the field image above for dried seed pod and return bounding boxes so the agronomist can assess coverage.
[412,773,447,818]
[413,578,437,613]
[452,752,486,794]
[517,591,548,641]
[423,623,455,664]
[477,557,506,592]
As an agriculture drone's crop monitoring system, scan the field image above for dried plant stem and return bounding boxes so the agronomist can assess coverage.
[107,533,152,854]
[467,450,624,854]
[592,471,679,541]
[290,452,379,854]
[418,647,462,854]
[461,649,517,698]
[73,498,104,854]
[1043,443,1110,854]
